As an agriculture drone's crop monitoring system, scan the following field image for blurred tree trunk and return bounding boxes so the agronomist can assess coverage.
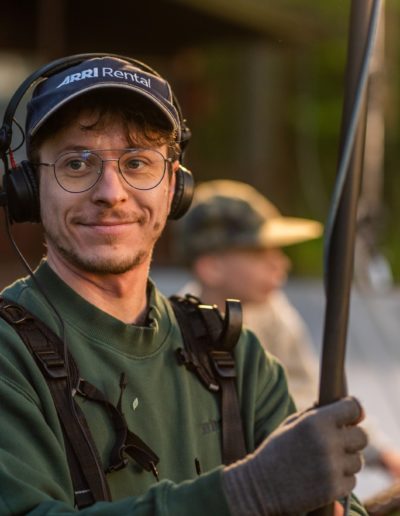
[36,0,67,59]
[239,43,296,211]
[354,5,392,291]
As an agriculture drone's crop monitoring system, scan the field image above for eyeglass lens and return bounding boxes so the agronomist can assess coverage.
[54,149,167,193]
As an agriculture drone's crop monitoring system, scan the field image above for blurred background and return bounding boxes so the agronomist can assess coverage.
[1,0,400,280]
[1,0,400,505]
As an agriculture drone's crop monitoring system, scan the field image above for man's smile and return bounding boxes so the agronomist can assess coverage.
[78,220,139,237]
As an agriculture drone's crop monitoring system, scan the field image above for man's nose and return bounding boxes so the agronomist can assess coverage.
[91,159,128,204]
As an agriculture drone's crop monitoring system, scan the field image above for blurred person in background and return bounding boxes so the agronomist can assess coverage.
[175,179,400,479]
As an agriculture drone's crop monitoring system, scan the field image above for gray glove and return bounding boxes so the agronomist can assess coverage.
[222,396,368,515]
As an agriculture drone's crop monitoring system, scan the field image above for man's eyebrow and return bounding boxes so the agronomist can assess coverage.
[55,145,91,154]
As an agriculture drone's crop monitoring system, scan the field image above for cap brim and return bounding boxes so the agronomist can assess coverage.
[29,83,180,140]
[258,217,323,247]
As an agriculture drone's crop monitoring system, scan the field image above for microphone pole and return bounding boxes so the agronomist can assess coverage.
[310,0,382,515]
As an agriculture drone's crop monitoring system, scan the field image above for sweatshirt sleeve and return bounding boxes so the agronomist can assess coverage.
[233,328,368,516]
[234,327,297,451]
[347,494,368,516]
[0,463,230,516]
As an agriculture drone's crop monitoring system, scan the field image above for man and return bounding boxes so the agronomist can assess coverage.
[175,179,323,411]
[176,178,400,480]
[0,55,367,515]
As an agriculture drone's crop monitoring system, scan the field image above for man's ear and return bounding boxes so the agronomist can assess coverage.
[168,160,179,204]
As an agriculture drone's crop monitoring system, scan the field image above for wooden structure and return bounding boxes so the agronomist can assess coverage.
[0,0,323,59]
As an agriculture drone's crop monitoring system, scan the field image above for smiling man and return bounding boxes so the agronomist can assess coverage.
[29,92,178,322]
[0,55,368,515]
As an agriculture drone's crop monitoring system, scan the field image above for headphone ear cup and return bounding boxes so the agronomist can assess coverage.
[168,165,194,220]
[4,160,41,223]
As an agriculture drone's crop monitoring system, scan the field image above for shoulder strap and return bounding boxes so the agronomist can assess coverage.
[169,294,247,465]
[0,297,111,508]
[0,297,161,506]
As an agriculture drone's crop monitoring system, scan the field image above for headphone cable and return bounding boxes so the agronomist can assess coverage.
[2,207,110,497]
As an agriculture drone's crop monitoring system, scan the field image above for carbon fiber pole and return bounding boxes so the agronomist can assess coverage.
[309,1,376,515]
[319,0,372,406]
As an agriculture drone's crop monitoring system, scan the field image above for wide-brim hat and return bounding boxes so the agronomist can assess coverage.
[178,180,323,262]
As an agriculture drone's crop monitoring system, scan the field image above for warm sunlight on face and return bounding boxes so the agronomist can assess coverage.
[38,112,176,275]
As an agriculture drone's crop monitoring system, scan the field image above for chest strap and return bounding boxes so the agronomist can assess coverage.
[0,297,159,508]
[170,294,247,465]
[0,298,110,508]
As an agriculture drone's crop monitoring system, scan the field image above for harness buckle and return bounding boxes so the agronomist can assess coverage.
[1,303,35,325]
[36,348,68,379]
[210,350,236,378]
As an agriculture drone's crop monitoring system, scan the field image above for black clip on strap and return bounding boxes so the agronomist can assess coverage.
[74,376,160,478]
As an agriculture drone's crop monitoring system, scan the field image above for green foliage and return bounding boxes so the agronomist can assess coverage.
[285,239,324,277]
[172,2,400,280]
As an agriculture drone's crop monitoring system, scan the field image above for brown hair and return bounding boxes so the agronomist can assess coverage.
[28,89,181,163]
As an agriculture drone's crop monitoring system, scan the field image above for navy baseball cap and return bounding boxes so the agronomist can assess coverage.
[25,56,181,144]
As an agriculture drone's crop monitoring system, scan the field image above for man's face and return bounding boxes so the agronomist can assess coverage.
[211,247,290,304]
[38,111,177,275]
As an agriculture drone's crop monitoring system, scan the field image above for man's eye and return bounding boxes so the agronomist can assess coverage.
[125,159,145,170]
[67,159,86,170]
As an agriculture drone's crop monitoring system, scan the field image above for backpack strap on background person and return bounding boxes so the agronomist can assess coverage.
[0,297,160,508]
[170,294,247,465]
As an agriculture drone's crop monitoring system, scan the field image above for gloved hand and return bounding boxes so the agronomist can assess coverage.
[222,396,368,515]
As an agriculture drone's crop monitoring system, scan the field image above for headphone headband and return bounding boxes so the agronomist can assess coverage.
[0,52,194,223]
[0,52,191,156]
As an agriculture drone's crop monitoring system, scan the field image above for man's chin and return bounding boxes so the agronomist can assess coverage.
[81,261,139,275]
[58,247,148,275]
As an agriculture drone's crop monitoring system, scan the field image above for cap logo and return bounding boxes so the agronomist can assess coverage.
[56,67,152,89]
[57,67,99,87]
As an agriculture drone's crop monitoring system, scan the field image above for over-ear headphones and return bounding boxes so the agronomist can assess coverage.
[0,52,194,223]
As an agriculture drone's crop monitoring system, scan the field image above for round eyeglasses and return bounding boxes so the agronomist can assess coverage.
[36,148,173,193]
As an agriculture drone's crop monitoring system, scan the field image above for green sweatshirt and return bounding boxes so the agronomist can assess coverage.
[0,262,366,515]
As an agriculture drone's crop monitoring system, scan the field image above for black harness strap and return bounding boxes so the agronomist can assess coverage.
[74,377,159,478]
[0,292,246,507]
[170,294,247,464]
[0,298,110,508]
[0,298,160,507]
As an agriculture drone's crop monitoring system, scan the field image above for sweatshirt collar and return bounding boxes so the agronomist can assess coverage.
[32,260,173,357]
